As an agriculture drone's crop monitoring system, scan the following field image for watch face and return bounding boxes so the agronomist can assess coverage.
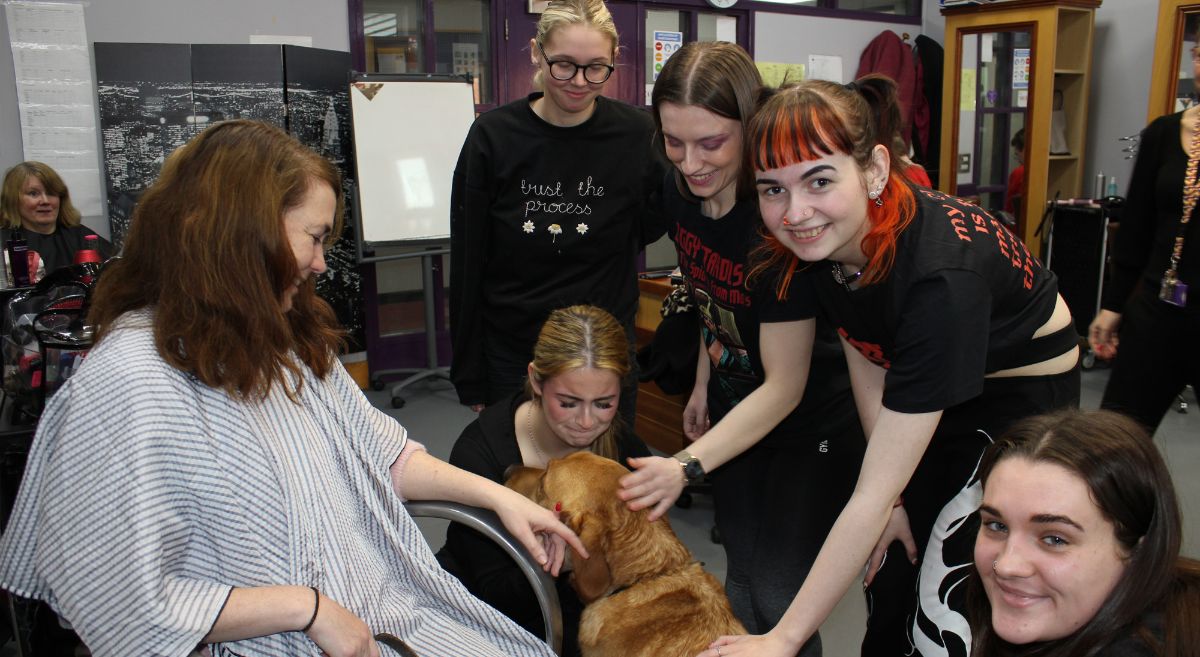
[683,459,705,481]
[705,0,738,7]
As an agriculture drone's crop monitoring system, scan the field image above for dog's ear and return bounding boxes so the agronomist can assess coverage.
[563,509,612,603]
[504,465,544,500]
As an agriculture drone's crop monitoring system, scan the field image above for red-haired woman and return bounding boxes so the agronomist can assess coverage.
[694,81,1081,657]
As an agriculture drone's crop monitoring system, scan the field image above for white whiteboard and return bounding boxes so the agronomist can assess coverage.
[349,75,476,244]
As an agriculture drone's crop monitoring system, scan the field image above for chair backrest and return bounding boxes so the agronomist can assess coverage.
[404,501,563,655]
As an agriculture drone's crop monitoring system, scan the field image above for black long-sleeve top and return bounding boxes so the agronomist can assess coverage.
[1103,111,1200,310]
[448,94,667,406]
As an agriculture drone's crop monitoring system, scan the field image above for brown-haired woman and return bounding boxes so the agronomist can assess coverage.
[1,161,112,281]
[969,409,1200,656]
[618,42,862,655]
[0,120,583,657]
[440,304,650,657]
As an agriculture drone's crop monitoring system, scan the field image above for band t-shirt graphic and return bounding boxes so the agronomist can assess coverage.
[665,181,846,444]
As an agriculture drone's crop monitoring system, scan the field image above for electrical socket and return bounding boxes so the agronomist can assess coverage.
[957,153,971,173]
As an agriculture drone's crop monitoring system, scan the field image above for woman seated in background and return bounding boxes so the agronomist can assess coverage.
[1,161,113,281]
[439,303,649,657]
[0,120,582,657]
[970,408,1200,656]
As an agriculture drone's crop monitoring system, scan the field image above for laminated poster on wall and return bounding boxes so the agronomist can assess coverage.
[5,0,104,217]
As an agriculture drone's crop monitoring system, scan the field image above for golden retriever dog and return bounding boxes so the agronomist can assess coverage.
[506,451,745,657]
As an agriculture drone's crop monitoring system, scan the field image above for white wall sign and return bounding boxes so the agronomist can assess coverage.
[652,30,682,82]
[5,0,102,216]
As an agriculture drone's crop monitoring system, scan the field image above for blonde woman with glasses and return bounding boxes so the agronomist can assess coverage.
[449,0,667,427]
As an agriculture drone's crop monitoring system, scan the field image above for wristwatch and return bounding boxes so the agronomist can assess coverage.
[673,450,706,484]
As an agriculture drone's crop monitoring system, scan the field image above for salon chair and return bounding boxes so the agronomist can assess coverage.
[404,500,564,656]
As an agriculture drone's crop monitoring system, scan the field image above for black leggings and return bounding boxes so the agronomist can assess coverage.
[711,388,864,656]
[862,366,1080,657]
[1101,287,1200,432]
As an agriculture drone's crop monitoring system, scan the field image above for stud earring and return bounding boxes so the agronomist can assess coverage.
[867,190,879,200]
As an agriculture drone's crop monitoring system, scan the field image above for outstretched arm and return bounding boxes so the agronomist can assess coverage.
[699,344,940,657]
[618,319,815,520]
[397,450,588,574]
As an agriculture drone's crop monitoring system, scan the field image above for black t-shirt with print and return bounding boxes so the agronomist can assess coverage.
[665,179,850,446]
[787,187,1067,414]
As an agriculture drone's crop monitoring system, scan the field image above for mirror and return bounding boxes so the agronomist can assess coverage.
[1149,1,1200,120]
[1173,12,1200,110]
[955,29,1031,224]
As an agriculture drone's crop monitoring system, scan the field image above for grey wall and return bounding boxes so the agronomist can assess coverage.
[753,11,922,83]
[1087,0,1160,194]
[0,0,350,236]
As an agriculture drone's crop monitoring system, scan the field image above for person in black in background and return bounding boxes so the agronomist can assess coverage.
[439,304,649,657]
[1089,73,1199,432]
[449,0,666,425]
[1,162,113,282]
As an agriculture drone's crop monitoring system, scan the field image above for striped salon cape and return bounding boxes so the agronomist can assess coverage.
[0,311,554,657]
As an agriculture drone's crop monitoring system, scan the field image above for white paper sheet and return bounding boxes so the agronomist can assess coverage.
[806,54,843,83]
[5,1,104,217]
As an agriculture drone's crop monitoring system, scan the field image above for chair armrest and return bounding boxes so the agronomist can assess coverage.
[404,501,563,656]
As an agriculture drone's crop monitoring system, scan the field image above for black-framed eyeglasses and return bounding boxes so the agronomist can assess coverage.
[537,43,614,84]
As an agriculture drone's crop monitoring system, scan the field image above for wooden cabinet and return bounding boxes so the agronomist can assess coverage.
[940,0,1101,256]
[634,277,688,456]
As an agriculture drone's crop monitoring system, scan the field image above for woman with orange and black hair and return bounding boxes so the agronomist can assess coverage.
[682,81,1080,657]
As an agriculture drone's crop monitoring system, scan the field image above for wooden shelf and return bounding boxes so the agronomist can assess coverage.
[940,0,1098,257]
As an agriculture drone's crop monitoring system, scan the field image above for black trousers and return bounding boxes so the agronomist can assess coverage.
[1102,286,1200,432]
[862,367,1080,657]
[710,387,864,656]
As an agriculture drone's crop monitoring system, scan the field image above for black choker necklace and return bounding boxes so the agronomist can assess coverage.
[831,261,864,291]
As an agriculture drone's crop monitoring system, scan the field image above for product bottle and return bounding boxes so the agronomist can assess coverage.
[73,234,101,265]
[1106,176,1119,197]
[7,236,30,287]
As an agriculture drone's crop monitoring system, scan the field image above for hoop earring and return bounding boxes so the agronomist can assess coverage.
[991,560,998,573]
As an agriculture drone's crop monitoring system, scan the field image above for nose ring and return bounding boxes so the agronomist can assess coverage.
[782,216,792,226]
[992,560,998,573]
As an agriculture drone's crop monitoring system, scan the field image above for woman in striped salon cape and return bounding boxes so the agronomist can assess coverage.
[0,119,584,657]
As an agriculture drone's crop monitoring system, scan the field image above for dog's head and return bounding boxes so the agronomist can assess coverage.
[505,451,691,603]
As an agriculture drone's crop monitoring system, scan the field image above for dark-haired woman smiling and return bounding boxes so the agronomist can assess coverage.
[970,409,1200,656]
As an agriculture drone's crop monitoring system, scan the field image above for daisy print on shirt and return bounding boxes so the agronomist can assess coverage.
[519,175,606,242]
